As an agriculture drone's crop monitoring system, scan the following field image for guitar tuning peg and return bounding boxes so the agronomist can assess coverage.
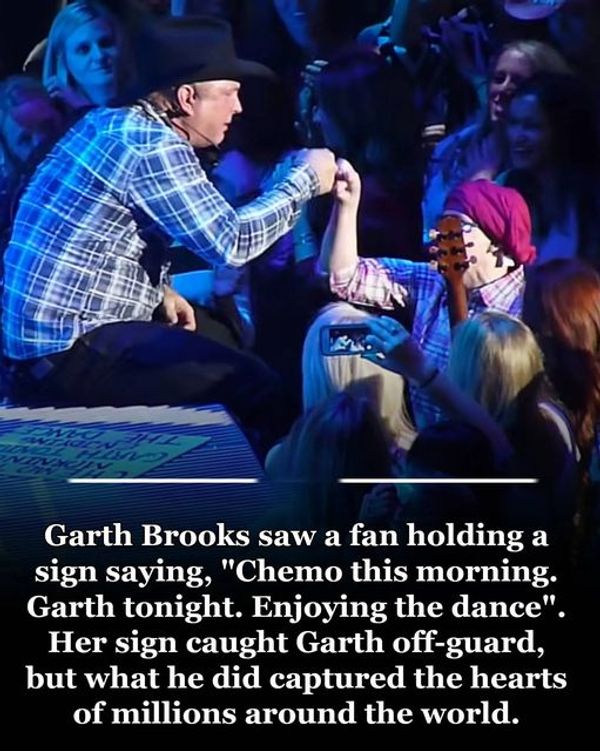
[469,256,477,264]
[428,229,440,241]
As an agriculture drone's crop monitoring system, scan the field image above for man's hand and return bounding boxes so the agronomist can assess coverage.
[332,158,361,210]
[298,148,337,195]
[160,286,196,331]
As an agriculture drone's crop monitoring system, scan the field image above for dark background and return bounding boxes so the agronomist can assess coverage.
[0,1,59,77]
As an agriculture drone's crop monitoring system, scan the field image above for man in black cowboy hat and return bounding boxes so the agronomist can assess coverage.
[2,14,337,453]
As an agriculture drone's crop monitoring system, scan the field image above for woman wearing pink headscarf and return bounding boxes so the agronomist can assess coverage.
[320,167,538,429]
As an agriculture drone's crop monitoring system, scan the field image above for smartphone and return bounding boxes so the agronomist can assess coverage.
[320,324,372,356]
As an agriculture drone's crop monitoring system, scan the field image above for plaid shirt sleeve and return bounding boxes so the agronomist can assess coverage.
[127,137,320,267]
[330,257,415,310]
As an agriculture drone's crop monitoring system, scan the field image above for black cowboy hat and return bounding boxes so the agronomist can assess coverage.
[132,15,275,99]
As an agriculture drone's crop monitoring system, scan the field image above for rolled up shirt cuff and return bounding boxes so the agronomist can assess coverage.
[326,262,359,286]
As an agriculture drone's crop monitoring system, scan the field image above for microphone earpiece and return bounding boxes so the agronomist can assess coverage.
[188,123,221,150]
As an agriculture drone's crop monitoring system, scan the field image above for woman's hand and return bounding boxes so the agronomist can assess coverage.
[45,77,90,112]
[439,8,489,88]
[364,315,437,385]
[463,133,503,182]
[332,158,361,210]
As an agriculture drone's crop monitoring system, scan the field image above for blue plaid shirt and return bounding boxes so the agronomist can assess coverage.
[3,101,319,360]
[331,258,526,429]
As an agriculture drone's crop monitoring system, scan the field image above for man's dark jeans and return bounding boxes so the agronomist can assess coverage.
[7,320,289,459]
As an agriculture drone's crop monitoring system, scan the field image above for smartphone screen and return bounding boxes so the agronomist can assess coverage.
[320,324,372,356]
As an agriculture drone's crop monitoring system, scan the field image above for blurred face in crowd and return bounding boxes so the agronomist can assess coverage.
[488,49,534,123]
[506,93,552,171]
[64,18,119,103]
[2,96,62,165]
[548,0,594,62]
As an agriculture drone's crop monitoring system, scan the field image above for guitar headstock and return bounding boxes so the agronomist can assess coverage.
[429,215,470,286]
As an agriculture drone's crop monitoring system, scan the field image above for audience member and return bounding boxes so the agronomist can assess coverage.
[43,0,133,111]
[500,73,600,267]
[320,163,536,429]
[359,0,484,141]
[423,39,570,236]
[523,259,600,472]
[367,310,579,527]
[211,75,326,413]
[0,76,64,235]
[522,257,600,562]
[302,302,417,460]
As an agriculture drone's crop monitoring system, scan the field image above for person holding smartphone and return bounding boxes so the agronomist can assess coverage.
[319,162,536,430]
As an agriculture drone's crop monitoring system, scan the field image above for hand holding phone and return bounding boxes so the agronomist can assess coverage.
[320,323,373,356]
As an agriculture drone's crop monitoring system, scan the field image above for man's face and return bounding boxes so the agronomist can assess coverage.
[186,80,242,148]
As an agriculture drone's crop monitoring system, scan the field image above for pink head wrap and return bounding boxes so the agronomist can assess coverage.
[444,180,537,265]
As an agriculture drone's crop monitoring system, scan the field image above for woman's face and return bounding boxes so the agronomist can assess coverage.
[64,18,119,103]
[488,49,534,123]
[506,94,552,172]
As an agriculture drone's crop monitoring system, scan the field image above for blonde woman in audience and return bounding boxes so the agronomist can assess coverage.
[368,311,579,530]
[301,302,417,464]
[447,311,544,431]
[43,0,132,111]
[423,40,571,236]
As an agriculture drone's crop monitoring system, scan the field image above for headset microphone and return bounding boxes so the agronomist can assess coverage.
[187,122,221,151]
[171,119,222,151]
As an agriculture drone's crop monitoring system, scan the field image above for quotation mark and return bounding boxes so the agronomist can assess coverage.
[542,594,565,618]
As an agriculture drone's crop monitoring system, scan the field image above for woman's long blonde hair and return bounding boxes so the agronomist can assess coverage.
[448,311,544,428]
[302,302,417,451]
